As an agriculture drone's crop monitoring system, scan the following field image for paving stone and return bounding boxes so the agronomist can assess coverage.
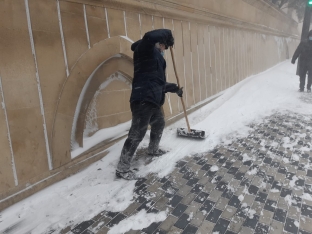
[122,203,142,217]
[196,220,215,234]
[277,197,289,210]
[208,190,223,202]
[106,214,126,228]
[300,216,312,232]
[171,176,188,187]
[240,226,255,234]
[255,222,270,234]
[167,195,183,208]
[273,208,287,223]
[190,184,205,194]
[181,224,198,234]
[158,215,178,231]
[171,203,188,217]
[242,194,256,207]
[190,209,207,226]
[221,206,237,220]
[167,225,183,234]
[251,201,264,216]
[268,190,281,202]
[211,218,230,234]
[185,201,201,215]
[97,227,110,234]
[264,199,277,212]
[174,213,190,229]
[154,197,169,210]
[251,176,263,187]
[215,197,230,211]
[88,217,111,233]
[288,206,301,220]
[301,204,312,218]
[177,184,192,197]
[205,208,222,223]
[284,217,299,234]
[259,209,274,225]
[180,192,197,205]
[201,181,216,193]
[228,216,245,233]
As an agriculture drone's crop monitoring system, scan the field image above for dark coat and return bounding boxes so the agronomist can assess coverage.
[292,40,312,77]
[129,29,178,107]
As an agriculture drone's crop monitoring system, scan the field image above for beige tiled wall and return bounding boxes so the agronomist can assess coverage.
[0,0,299,208]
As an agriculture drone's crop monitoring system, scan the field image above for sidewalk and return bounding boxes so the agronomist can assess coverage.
[65,112,312,234]
[1,61,312,234]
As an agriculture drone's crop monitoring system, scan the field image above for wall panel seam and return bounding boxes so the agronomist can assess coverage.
[25,0,53,171]
[56,0,70,77]
[83,4,91,49]
[105,8,110,38]
[0,75,18,186]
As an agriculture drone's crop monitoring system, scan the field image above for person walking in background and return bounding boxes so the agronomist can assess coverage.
[291,30,312,93]
[116,29,183,180]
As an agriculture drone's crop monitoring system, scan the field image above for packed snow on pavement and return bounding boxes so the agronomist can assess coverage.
[1,60,312,234]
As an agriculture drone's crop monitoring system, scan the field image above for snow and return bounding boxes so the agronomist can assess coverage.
[210,165,219,172]
[1,60,312,233]
[107,210,166,234]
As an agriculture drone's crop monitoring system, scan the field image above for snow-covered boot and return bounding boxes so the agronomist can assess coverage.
[116,170,138,180]
[299,89,304,92]
[308,89,311,93]
[147,148,168,157]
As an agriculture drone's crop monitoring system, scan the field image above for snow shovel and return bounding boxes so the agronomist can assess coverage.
[169,46,205,139]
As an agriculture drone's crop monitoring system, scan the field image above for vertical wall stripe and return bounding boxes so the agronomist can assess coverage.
[123,11,128,37]
[227,28,230,87]
[105,8,110,38]
[152,16,154,29]
[169,19,175,112]
[25,0,53,170]
[181,21,187,110]
[139,14,142,39]
[190,52,195,105]
[0,75,18,186]
[164,18,172,114]
[83,4,90,49]
[223,28,226,89]
[197,44,201,101]
[214,27,217,93]
[203,27,208,99]
[219,29,222,91]
[56,0,69,77]
[208,27,213,96]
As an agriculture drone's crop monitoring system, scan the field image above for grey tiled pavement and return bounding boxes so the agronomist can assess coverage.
[63,112,312,234]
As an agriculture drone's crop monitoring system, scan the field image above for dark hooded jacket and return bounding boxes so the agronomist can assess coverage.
[292,31,312,77]
[129,29,179,107]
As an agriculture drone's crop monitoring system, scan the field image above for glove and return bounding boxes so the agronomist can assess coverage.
[176,87,183,97]
[291,60,295,64]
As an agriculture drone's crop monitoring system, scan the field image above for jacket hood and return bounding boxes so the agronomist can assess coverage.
[131,40,142,51]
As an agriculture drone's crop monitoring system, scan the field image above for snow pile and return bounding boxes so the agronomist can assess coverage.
[108,210,167,234]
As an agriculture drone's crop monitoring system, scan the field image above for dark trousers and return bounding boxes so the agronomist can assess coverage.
[299,63,312,90]
[117,101,165,172]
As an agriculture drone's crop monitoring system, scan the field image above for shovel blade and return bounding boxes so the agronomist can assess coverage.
[177,128,205,139]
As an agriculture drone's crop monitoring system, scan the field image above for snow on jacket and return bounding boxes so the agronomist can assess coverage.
[129,29,179,107]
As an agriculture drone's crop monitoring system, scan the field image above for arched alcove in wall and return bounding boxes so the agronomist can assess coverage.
[51,36,133,168]
[71,56,133,150]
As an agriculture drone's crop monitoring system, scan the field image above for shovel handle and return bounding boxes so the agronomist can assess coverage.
[170,46,191,133]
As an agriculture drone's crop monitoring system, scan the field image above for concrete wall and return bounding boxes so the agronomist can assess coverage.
[0,0,299,210]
